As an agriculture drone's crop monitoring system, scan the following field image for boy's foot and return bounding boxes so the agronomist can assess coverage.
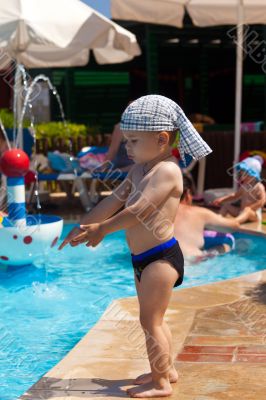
[133,368,178,385]
[127,382,172,398]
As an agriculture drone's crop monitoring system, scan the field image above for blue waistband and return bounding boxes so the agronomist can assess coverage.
[131,237,177,262]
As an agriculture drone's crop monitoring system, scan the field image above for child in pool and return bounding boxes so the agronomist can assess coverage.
[212,156,265,224]
[59,95,212,398]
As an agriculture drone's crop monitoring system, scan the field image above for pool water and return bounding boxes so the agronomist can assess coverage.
[0,224,265,399]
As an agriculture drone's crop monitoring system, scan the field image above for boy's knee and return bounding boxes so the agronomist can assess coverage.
[219,205,227,215]
[139,314,162,330]
[139,314,147,329]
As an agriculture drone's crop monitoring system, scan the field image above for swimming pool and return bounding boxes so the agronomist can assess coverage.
[1,223,265,400]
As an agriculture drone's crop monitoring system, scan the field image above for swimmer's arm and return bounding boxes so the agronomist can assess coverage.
[203,208,240,231]
[99,164,182,235]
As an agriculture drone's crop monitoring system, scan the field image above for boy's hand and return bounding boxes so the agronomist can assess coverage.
[58,226,83,250]
[212,198,223,207]
[70,223,104,247]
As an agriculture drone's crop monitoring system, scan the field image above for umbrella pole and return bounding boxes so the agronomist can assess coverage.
[233,0,244,190]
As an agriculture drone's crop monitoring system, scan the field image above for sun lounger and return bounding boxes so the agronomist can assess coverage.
[88,170,128,205]
[27,171,94,211]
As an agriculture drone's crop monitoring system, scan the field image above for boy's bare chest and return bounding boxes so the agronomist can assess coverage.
[241,183,262,202]
[127,174,149,206]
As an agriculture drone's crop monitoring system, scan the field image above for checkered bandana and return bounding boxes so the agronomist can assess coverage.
[120,95,212,164]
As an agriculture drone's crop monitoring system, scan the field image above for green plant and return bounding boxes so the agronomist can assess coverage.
[35,122,88,142]
[0,108,30,129]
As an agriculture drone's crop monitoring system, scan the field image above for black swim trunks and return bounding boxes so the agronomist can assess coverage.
[131,237,184,288]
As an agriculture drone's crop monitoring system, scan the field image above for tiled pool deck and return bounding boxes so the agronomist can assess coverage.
[21,217,266,399]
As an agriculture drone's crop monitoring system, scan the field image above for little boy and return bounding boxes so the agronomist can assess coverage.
[213,156,265,224]
[59,95,212,398]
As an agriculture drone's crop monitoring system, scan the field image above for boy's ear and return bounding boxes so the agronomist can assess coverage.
[158,131,169,146]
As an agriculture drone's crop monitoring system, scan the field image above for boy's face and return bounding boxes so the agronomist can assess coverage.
[237,169,254,185]
[123,130,169,164]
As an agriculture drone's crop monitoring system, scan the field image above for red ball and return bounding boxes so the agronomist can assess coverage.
[0,149,30,177]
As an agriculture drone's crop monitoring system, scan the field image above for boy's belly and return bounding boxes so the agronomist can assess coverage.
[126,223,175,255]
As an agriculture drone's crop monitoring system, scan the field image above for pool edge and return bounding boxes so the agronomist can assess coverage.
[20,264,266,399]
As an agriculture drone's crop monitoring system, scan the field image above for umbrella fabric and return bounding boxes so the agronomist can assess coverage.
[0,0,141,67]
[112,0,266,27]
[111,0,187,28]
[187,0,266,27]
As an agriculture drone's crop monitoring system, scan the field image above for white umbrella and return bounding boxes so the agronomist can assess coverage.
[0,0,141,67]
[112,0,266,189]
[0,0,141,147]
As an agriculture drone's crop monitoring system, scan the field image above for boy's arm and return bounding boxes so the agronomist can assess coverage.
[212,190,242,206]
[101,164,182,234]
[202,208,240,231]
[80,170,134,225]
[247,184,266,211]
[74,164,182,245]
[58,166,135,250]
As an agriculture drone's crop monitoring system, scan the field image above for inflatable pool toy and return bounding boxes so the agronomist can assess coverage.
[204,230,235,252]
[0,149,63,267]
[188,230,235,265]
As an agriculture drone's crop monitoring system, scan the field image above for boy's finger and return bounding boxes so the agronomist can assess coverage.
[70,240,85,247]
[58,229,80,250]
[71,232,87,242]
[70,241,80,247]
[80,224,89,229]
[58,240,68,250]
[72,236,87,244]
[70,236,88,246]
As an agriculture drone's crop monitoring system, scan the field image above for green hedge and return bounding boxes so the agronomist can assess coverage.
[35,122,88,140]
[0,109,30,129]
[0,109,101,142]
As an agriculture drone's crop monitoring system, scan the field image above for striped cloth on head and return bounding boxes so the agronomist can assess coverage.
[120,95,212,165]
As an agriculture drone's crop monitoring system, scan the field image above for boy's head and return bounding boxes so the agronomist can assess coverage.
[123,129,177,163]
[180,175,194,205]
[235,156,262,184]
[120,95,212,165]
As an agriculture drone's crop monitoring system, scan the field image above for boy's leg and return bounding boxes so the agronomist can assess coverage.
[235,206,258,224]
[162,320,177,378]
[220,204,240,217]
[133,275,178,385]
[128,260,178,398]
